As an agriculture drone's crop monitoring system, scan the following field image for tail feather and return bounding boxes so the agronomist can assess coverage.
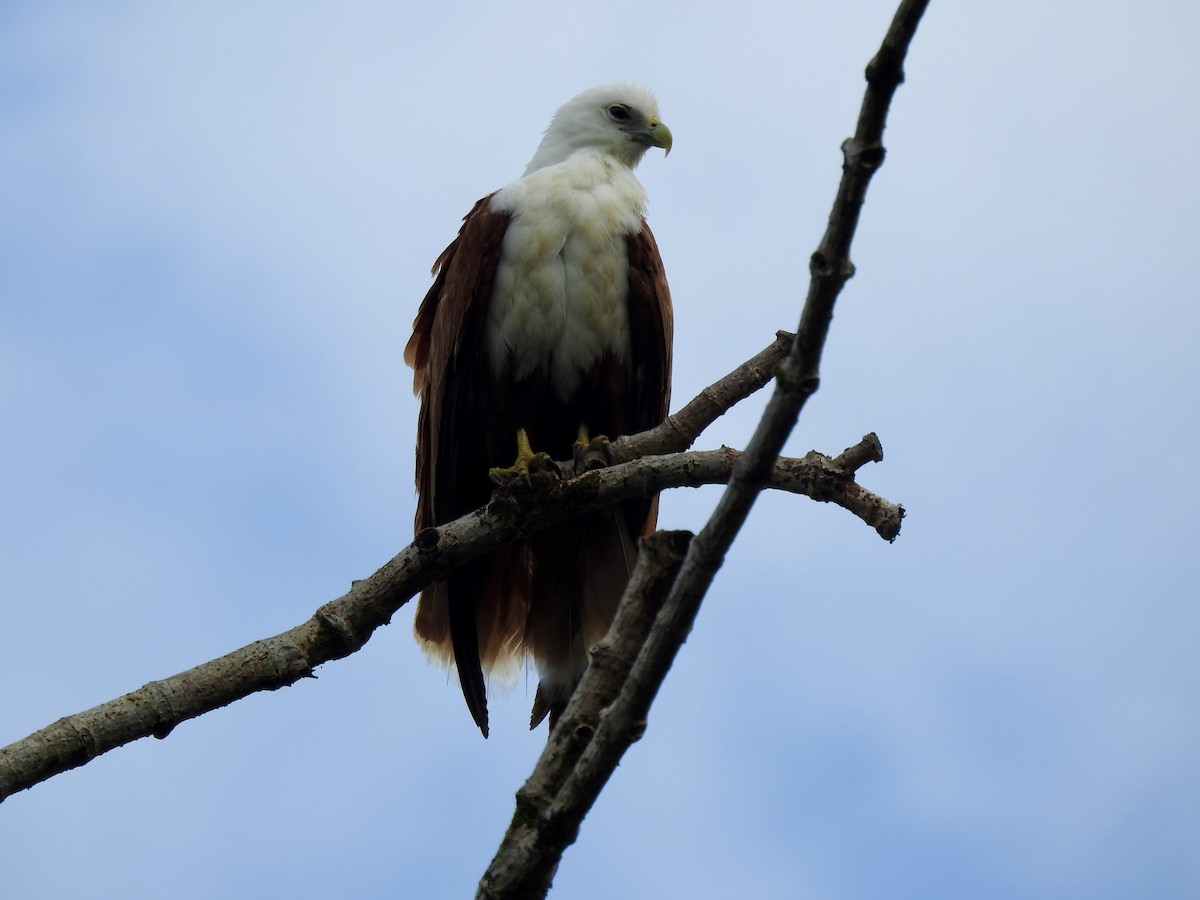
[447,563,490,737]
[417,502,648,736]
[415,545,531,739]
[530,680,574,730]
[526,508,636,730]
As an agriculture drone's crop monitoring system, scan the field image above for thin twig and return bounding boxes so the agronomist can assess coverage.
[613,330,794,460]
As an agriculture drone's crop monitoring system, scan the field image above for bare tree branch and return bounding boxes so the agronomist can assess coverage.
[0,329,896,802]
[651,0,931,665]
[478,530,694,899]
[474,1,931,894]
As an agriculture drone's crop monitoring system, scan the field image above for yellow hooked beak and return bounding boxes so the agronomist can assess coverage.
[644,116,673,156]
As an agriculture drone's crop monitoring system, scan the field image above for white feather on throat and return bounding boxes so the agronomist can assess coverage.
[484,149,647,400]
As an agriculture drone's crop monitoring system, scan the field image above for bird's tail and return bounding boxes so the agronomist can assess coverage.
[526,507,636,729]
[413,544,530,738]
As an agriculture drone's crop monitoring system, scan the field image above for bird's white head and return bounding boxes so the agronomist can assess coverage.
[523,82,672,176]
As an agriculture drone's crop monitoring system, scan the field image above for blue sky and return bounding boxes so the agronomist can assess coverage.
[2,2,1198,898]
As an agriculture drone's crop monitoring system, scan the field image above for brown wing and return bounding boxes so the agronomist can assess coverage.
[624,219,674,535]
[405,194,522,737]
[405,193,506,535]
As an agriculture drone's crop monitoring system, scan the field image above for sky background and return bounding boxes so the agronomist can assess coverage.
[2,2,1198,898]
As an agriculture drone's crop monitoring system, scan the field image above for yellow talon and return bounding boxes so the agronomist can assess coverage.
[489,428,559,485]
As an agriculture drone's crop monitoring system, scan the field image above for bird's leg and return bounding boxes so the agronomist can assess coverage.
[489,427,561,486]
[573,424,613,475]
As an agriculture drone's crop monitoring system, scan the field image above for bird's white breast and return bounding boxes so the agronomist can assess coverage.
[485,152,646,400]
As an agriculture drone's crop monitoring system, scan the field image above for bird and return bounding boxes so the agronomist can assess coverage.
[404,82,673,737]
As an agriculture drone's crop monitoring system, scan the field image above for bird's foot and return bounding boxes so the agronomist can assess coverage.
[489,428,562,488]
[489,451,561,487]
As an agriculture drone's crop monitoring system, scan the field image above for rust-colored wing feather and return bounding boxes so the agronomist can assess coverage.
[405,193,507,532]
[626,221,673,433]
[624,220,674,534]
[405,194,517,737]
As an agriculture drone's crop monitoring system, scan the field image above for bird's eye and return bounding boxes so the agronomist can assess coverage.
[607,104,632,123]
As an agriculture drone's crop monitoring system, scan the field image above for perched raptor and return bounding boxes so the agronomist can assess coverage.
[404,83,673,736]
